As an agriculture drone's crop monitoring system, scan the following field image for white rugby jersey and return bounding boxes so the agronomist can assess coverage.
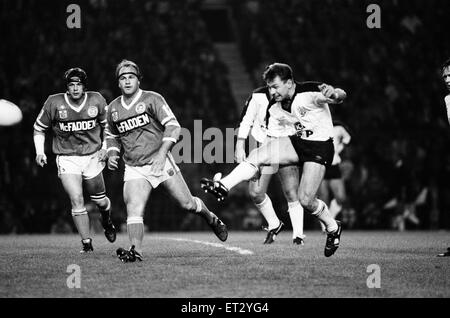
[238,82,324,142]
[237,86,270,143]
[445,94,450,125]
[289,84,336,141]
[331,124,351,165]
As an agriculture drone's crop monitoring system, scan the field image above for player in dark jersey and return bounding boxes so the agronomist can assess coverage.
[105,60,228,263]
[201,63,346,257]
[33,68,116,253]
[318,120,352,232]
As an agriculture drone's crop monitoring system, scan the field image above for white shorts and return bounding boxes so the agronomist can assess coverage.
[56,151,105,180]
[124,153,180,188]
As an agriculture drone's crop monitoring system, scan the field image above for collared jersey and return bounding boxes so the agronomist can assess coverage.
[33,91,107,155]
[238,82,325,142]
[105,89,180,166]
[264,81,335,141]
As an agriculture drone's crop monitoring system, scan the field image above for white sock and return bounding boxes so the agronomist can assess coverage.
[255,194,280,230]
[311,199,338,233]
[288,201,304,239]
[221,161,259,190]
[329,199,342,218]
[127,216,144,254]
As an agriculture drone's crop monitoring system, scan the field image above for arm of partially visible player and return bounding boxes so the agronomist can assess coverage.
[33,99,52,167]
[105,105,122,170]
[97,94,109,161]
[445,95,450,125]
[236,95,258,163]
[340,126,351,144]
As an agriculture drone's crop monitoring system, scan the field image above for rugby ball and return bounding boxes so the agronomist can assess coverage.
[0,99,23,126]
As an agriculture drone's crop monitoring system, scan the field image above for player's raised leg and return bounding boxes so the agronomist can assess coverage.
[59,173,93,253]
[163,172,228,242]
[201,137,299,200]
[85,172,116,243]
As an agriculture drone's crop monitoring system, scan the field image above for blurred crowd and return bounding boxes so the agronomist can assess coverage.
[1,0,450,233]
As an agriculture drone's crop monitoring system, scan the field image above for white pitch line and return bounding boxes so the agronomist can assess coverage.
[154,237,254,255]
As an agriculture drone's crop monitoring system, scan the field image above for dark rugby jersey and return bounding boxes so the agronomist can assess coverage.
[105,89,180,166]
[33,91,107,155]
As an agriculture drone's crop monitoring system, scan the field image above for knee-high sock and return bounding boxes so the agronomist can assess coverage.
[220,161,259,191]
[288,201,304,239]
[192,196,214,224]
[310,199,338,233]
[255,195,280,230]
[72,208,90,240]
[127,216,144,254]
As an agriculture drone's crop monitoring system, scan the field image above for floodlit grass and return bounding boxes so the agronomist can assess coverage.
[0,231,449,298]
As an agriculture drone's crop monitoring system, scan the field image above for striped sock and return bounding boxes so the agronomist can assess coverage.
[311,199,338,233]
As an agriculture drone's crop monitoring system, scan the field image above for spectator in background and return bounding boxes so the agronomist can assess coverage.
[318,120,352,231]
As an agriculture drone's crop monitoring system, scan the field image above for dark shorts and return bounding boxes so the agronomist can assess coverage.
[288,136,334,167]
[324,164,342,180]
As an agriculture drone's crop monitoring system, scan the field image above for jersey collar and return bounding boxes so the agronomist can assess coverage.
[64,93,87,113]
[121,89,143,110]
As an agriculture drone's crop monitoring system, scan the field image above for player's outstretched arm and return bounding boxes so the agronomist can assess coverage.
[318,84,347,104]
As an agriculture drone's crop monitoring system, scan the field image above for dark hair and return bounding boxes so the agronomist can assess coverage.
[64,67,87,86]
[262,63,294,83]
[441,58,450,73]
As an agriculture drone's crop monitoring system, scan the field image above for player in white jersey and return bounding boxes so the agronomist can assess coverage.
[318,120,351,227]
[237,84,303,245]
[438,58,450,257]
[33,68,116,253]
[237,80,333,245]
[105,60,228,262]
[202,63,346,257]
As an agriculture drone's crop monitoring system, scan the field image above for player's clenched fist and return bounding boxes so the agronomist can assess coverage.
[107,155,120,170]
[35,154,47,167]
[318,83,337,99]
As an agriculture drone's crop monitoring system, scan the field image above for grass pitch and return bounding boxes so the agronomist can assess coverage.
[0,231,449,298]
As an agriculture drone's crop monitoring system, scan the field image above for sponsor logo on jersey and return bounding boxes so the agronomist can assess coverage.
[58,119,96,132]
[294,122,304,137]
[136,102,146,114]
[87,106,98,117]
[116,113,151,133]
[59,109,68,119]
